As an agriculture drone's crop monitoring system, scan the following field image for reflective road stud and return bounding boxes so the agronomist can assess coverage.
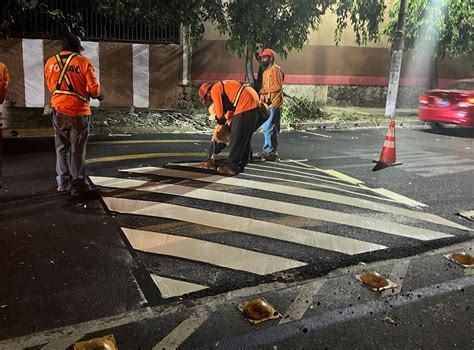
[445,252,474,268]
[74,335,118,350]
[238,298,281,324]
[355,271,397,292]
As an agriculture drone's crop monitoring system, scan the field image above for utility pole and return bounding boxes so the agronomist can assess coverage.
[384,0,409,118]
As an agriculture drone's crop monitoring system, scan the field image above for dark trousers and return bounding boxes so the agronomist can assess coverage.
[228,107,259,172]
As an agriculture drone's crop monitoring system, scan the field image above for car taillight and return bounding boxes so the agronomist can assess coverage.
[458,96,474,107]
[419,95,429,104]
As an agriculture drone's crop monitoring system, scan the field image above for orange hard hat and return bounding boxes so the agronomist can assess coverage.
[198,83,212,99]
[259,48,276,58]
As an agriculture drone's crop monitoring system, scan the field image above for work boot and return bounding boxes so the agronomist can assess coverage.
[205,156,215,169]
[262,153,279,161]
[57,183,71,192]
[217,165,238,176]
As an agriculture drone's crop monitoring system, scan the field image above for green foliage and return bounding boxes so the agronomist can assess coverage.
[384,0,473,59]
[282,96,324,124]
[217,0,386,59]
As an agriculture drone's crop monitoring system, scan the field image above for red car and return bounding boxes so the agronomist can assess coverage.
[418,79,474,128]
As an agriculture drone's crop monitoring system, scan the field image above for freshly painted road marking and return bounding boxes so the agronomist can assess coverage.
[116,168,466,232]
[122,227,307,275]
[381,260,411,297]
[100,196,386,255]
[153,311,210,350]
[358,186,428,209]
[89,140,209,145]
[279,278,327,325]
[288,161,428,208]
[97,179,453,241]
[241,172,400,203]
[247,164,362,188]
[150,274,208,298]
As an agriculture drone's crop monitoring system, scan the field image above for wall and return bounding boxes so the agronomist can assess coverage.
[191,3,472,107]
[0,38,185,109]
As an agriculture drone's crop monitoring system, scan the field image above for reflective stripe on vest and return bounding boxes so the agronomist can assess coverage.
[53,53,89,103]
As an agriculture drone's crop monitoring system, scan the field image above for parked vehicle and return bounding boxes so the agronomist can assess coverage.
[418,79,474,128]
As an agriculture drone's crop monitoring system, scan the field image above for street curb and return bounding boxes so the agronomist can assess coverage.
[1,120,425,139]
[1,238,472,348]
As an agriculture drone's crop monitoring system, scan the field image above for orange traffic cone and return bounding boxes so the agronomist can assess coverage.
[372,119,402,171]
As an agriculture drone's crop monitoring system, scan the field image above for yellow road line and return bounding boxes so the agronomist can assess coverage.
[85,152,208,164]
[89,140,209,145]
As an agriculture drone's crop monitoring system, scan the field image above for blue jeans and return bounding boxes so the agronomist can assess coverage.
[262,106,281,155]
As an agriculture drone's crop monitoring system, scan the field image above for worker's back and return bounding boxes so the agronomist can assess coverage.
[44,51,100,116]
[0,62,9,104]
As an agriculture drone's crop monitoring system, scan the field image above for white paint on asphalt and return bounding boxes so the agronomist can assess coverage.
[114,169,467,232]
[99,195,386,255]
[358,186,428,209]
[241,172,400,203]
[153,311,210,350]
[150,274,208,298]
[122,227,307,275]
[279,278,327,325]
[381,260,411,297]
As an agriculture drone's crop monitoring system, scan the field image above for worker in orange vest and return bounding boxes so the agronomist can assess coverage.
[0,62,9,106]
[44,34,104,196]
[257,48,284,161]
[198,80,262,176]
[0,61,9,189]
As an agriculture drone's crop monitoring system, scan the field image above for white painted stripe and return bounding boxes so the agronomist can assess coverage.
[153,312,208,350]
[132,44,149,108]
[242,172,400,204]
[118,168,466,232]
[122,227,306,275]
[81,41,100,107]
[22,39,44,107]
[101,196,385,255]
[381,260,411,297]
[279,278,327,325]
[412,164,474,177]
[358,186,428,209]
[248,163,360,188]
[302,131,332,138]
[150,274,208,298]
[97,177,453,241]
[402,155,468,168]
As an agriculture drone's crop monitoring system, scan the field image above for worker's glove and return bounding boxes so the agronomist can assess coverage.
[216,117,226,125]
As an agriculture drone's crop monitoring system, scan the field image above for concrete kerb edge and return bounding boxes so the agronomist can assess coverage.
[1,238,472,348]
[1,120,425,139]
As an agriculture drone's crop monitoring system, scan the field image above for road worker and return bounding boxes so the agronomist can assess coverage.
[44,34,104,196]
[257,48,284,161]
[198,80,262,176]
[0,61,9,189]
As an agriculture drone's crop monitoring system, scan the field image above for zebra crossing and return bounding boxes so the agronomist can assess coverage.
[333,149,474,177]
[89,159,471,300]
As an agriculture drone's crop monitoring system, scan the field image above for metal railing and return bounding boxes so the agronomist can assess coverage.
[2,0,180,44]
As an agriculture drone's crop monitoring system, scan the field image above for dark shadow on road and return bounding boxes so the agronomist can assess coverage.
[415,127,474,139]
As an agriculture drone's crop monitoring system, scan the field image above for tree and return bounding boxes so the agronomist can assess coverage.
[385,0,474,89]
[215,0,386,87]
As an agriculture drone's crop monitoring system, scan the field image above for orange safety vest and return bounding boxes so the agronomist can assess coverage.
[53,53,89,103]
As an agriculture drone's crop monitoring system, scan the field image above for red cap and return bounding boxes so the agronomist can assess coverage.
[198,83,212,99]
[259,48,276,58]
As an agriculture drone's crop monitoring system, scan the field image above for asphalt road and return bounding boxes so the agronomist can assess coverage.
[0,124,473,348]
